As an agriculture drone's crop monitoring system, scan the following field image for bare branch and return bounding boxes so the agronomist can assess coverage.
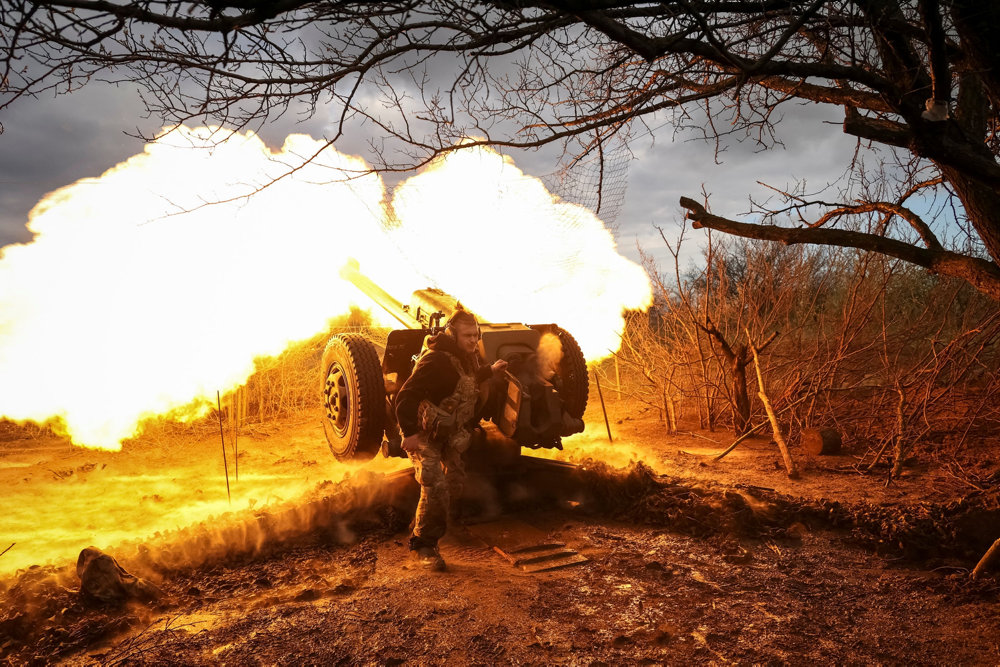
[680,196,1000,301]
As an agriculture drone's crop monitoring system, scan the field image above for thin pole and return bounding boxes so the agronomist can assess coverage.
[614,355,622,398]
[232,388,239,482]
[217,390,231,505]
[0,542,14,559]
[593,368,613,443]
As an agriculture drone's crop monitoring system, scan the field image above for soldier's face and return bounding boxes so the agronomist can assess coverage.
[452,322,480,356]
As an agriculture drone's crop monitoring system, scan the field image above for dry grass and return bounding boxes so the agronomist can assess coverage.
[227,308,390,427]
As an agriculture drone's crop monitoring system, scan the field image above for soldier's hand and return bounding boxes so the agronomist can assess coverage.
[491,359,508,375]
[401,434,422,453]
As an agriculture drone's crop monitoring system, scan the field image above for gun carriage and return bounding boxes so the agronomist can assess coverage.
[321,261,589,461]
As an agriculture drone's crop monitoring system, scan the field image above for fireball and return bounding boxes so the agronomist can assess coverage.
[0,127,650,449]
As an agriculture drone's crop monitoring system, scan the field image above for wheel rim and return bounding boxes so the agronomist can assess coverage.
[324,362,351,438]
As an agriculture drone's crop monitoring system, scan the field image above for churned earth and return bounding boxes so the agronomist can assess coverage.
[47,511,1000,665]
[3,398,1000,664]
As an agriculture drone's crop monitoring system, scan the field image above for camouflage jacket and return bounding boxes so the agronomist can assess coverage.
[395,331,494,439]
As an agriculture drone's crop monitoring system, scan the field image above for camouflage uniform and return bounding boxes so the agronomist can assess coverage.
[396,323,498,555]
[407,352,479,548]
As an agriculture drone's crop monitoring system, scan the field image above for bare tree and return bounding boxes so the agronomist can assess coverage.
[4,2,1000,296]
[699,318,778,436]
[629,229,1000,465]
[614,308,684,433]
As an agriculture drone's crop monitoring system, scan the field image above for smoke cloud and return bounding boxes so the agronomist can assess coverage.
[0,126,650,449]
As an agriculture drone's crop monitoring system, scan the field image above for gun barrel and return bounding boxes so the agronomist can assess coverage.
[340,261,422,329]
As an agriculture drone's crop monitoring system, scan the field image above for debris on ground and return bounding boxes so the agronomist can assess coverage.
[77,547,161,605]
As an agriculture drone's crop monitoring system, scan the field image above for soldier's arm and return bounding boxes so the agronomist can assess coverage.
[395,353,454,437]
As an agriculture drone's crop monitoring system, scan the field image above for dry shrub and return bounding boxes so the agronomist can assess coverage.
[617,234,1000,467]
[146,307,391,439]
[238,307,390,425]
[0,419,59,442]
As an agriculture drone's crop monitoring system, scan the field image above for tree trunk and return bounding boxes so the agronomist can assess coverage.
[695,335,714,430]
[891,385,907,479]
[666,394,677,435]
[700,318,752,436]
[748,337,798,478]
[951,0,1000,107]
[939,164,1000,265]
[732,354,752,437]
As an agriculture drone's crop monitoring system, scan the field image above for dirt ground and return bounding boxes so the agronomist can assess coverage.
[3,399,1000,665]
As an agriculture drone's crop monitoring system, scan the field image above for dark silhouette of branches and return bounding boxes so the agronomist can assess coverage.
[4,1,1000,296]
[617,231,1000,472]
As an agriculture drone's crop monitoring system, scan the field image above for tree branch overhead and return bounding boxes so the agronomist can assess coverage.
[4,1,1000,298]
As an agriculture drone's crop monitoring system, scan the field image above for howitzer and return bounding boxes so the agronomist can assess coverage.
[321,260,588,461]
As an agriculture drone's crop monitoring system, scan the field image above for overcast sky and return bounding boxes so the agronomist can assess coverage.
[0,77,860,272]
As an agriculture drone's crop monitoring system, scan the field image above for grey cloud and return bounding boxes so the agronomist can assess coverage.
[0,84,148,247]
[1,76,857,286]
[615,102,859,269]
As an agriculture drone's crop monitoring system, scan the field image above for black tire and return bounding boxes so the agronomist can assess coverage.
[554,326,589,419]
[321,333,385,461]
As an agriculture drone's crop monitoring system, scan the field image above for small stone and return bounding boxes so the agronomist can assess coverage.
[331,582,355,595]
[77,547,160,605]
[801,428,842,455]
[786,522,809,539]
[294,588,319,602]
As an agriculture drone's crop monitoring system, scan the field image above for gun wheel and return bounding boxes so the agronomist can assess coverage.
[321,333,385,462]
[553,326,589,419]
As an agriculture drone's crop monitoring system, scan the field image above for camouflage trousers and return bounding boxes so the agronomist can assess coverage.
[407,432,467,550]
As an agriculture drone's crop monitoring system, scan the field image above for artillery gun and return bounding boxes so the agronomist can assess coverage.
[321,261,589,462]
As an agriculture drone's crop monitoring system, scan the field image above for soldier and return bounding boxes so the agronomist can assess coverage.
[395,308,508,571]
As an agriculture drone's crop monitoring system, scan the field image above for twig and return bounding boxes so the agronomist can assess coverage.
[748,330,797,478]
[101,616,201,666]
[711,420,769,461]
[862,435,895,473]
[0,542,14,558]
[684,431,725,445]
[943,462,986,493]
[217,390,231,505]
[972,537,1000,580]
[712,393,812,461]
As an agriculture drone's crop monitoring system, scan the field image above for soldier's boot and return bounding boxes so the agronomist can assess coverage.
[412,545,446,572]
[381,435,404,458]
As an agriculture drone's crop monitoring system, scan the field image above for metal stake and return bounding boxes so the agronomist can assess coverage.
[232,388,239,482]
[593,368,613,443]
[217,390,231,505]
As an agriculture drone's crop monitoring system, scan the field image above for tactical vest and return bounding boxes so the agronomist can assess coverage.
[416,351,479,452]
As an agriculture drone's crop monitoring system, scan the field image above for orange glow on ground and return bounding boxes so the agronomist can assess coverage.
[0,413,407,578]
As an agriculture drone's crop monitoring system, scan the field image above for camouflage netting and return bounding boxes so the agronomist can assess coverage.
[541,132,632,232]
